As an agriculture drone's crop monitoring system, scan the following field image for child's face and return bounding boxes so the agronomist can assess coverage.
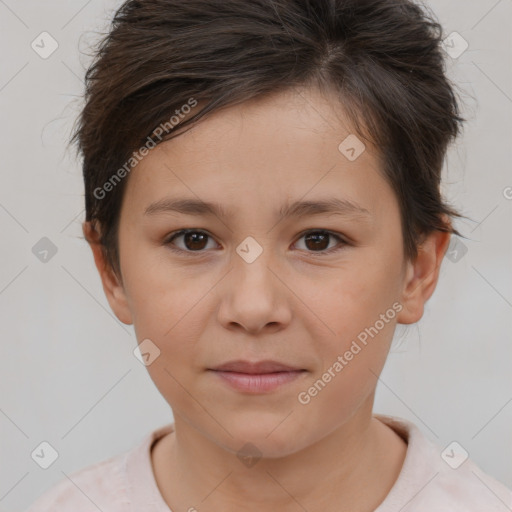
[94,86,442,456]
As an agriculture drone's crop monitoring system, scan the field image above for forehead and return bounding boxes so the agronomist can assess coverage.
[121,87,394,222]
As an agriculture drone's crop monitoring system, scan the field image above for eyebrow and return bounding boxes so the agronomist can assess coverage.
[144,197,371,221]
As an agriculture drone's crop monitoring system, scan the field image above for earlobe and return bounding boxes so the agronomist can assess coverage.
[82,221,134,326]
[396,229,452,325]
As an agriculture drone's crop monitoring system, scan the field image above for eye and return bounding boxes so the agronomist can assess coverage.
[293,230,347,255]
[165,229,218,253]
[164,229,348,255]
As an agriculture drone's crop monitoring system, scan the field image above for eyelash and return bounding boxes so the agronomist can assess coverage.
[164,229,349,256]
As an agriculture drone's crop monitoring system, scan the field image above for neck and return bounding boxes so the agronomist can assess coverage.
[151,401,407,512]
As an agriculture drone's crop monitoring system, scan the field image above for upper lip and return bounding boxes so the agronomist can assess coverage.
[210,360,304,374]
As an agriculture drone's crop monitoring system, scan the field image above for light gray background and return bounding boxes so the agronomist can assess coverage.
[0,1,511,510]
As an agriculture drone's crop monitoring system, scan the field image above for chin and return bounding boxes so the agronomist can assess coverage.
[215,417,310,460]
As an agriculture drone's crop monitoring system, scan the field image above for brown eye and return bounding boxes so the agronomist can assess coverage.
[165,228,347,256]
[304,231,330,251]
[166,230,216,252]
[294,230,346,255]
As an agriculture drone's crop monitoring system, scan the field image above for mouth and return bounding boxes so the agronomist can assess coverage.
[208,360,307,393]
[210,359,305,374]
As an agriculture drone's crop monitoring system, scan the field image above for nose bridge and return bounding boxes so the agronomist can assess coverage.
[231,233,279,294]
[215,233,290,332]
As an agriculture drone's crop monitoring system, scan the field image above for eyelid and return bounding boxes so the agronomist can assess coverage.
[164,228,349,255]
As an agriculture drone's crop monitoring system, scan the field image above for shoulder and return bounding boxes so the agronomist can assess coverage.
[427,457,512,511]
[23,450,129,512]
[23,424,174,512]
[375,414,512,512]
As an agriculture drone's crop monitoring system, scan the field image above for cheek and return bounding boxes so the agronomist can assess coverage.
[125,259,211,416]
[120,232,241,372]
[316,256,401,334]
[121,238,207,331]
[297,281,399,428]
[303,254,402,393]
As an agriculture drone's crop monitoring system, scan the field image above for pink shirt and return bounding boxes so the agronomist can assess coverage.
[25,414,512,511]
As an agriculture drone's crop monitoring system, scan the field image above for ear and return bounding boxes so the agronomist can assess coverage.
[82,221,133,325]
[396,224,452,325]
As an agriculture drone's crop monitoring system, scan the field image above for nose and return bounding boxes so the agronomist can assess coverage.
[216,248,292,335]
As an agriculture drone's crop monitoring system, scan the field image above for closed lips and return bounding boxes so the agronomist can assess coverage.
[210,360,306,374]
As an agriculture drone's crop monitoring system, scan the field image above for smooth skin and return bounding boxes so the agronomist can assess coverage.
[84,85,451,512]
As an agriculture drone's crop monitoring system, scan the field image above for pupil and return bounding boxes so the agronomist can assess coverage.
[306,232,328,251]
[186,232,207,250]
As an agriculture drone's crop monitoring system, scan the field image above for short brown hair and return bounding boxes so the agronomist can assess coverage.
[71,0,468,279]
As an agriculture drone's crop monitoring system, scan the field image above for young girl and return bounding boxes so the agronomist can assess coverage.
[26,0,512,510]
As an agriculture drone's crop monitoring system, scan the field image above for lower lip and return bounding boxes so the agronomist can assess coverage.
[210,370,306,393]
